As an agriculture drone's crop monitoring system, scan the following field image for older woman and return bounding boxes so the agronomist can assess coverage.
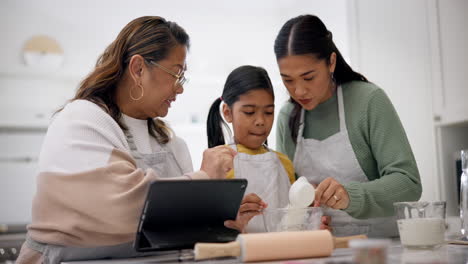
[16,16,241,264]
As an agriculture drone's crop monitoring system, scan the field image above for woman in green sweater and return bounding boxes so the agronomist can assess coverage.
[274,15,422,237]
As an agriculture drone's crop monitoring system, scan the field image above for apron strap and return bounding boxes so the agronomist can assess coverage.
[297,108,306,144]
[123,129,143,160]
[123,128,183,175]
[227,140,238,151]
[337,86,346,131]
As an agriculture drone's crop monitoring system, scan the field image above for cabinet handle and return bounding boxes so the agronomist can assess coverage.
[0,157,38,163]
[434,115,441,122]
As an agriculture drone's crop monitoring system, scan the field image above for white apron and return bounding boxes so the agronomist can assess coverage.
[126,129,184,178]
[230,143,291,233]
[293,86,398,237]
[25,129,184,264]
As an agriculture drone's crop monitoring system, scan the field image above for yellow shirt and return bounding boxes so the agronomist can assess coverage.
[226,144,295,184]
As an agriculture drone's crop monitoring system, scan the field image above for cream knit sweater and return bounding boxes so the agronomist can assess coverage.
[25,99,208,249]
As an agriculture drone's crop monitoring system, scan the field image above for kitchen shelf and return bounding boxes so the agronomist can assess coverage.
[0,70,83,83]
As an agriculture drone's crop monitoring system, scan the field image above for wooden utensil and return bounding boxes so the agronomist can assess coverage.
[194,230,367,262]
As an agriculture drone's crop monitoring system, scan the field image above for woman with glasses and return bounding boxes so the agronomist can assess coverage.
[16,16,241,264]
[274,15,422,237]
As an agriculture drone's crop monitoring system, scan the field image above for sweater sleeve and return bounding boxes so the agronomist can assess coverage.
[343,89,422,218]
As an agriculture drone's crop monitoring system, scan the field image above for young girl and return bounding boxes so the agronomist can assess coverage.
[206,65,295,233]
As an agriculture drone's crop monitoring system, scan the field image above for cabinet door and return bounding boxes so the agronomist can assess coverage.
[429,0,468,125]
[0,132,45,223]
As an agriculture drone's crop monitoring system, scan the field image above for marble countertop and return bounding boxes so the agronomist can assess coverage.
[64,240,468,264]
[62,217,468,264]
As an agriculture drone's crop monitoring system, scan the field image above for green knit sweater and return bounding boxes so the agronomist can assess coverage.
[276,81,422,219]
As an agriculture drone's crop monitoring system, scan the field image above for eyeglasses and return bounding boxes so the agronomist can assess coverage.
[149,60,188,87]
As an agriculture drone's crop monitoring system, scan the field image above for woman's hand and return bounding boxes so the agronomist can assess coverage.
[224,193,267,233]
[314,177,350,210]
[200,145,237,179]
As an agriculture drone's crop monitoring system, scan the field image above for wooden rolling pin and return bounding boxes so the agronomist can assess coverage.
[194,230,366,262]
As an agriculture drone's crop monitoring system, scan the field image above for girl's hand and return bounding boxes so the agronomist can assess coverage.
[320,215,332,232]
[224,193,267,233]
[311,196,332,232]
[314,177,350,210]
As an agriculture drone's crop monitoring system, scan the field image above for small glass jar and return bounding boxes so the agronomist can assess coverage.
[394,201,446,249]
[349,239,391,264]
[460,149,468,239]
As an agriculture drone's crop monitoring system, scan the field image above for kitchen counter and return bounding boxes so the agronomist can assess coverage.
[64,240,468,264]
[59,217,468,263]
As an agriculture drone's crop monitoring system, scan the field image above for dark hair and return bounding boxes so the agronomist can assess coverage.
[63,16,189,144]
[274,14,367,143]
[206,65,274,148]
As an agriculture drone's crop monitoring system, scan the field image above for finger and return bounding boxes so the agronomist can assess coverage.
[243,193,268,208]
[332,200,344,209]
[215,145,237,157]
[321,181,340,204]
[227,147,237,157]
[239,203,263,213]
[331,189,348,209]
[325,196,338,208]
[221,159,233,175]
[321,216,331,225]
[320,224,333,232]
[315,178,332,203]
[242,193,265,204]
[333,195,348,210]
[224,220,240,231]
[219,155,234,173]
[240,210,262,220]
[325,189,342,208]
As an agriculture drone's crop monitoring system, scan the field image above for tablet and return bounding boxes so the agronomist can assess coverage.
[134,179,247,252]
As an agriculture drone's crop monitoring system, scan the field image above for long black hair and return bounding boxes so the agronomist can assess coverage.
[274,14,367,143]
[206,65,274,148]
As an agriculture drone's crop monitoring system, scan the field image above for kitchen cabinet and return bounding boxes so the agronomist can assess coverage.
[428,0,468,216]
[0,131,44,223]
[429,0,468,126]
[0,72,80,129]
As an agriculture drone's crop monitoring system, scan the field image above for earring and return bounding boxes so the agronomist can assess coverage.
[330,72,337,93]
[331,72,336,84]
[130,83,144,101]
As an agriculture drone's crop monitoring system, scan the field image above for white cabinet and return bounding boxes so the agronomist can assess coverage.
[429,0,468,126]
[349,0,468,215]
[0,73,80,129]
[0,131,45,223]
[428,0,468,216]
